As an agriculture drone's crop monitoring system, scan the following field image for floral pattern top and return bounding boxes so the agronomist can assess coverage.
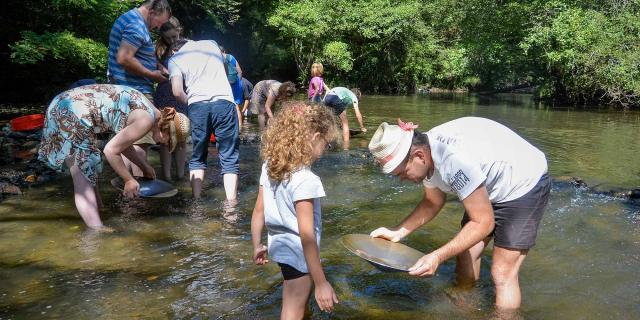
[38,84,155,185]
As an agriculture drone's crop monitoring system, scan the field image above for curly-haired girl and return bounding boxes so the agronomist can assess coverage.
[251,102,339,317]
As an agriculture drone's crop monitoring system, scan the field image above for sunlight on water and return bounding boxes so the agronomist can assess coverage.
[1,94,639,319]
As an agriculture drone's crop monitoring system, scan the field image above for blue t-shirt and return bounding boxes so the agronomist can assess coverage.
[107,9,157,94]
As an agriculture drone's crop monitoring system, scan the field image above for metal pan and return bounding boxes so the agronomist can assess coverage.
[110,177,178,198]
[341,234,424,272]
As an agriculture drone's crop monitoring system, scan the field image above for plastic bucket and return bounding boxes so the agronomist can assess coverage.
[10,114,45,131]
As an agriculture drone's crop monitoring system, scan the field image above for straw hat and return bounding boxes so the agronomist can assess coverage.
[168,111,190,153]
[368,119,418,174]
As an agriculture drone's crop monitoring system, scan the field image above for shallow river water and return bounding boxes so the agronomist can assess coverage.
[1,94,639,319]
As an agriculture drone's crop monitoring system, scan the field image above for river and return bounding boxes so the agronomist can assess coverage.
[1,94,639,319]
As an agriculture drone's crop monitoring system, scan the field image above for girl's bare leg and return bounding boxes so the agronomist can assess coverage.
[281,275,313,320]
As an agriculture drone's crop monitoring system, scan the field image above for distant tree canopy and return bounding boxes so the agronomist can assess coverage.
[2,0,639,107]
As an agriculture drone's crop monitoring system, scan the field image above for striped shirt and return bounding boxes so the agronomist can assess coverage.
[107,9,157,94]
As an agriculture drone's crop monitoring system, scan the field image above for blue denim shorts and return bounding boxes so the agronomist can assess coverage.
[187,100,239,174]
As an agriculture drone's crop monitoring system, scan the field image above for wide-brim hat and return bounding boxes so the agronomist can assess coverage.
[169,111,190,153]
[368,119,417,174]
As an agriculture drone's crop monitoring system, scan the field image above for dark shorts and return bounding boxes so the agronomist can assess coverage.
[278,263,308,280]
[461,173,551,250]
[323,94,346,116]
[187,100,239,174]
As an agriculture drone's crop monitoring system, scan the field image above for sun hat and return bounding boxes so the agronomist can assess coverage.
[368,119,419,174]
[168,111,190,153]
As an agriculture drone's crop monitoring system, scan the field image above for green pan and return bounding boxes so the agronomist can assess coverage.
[341,234,423,272]
[110,177,178,198]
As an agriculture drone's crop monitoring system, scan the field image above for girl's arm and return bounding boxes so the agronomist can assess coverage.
[264,94,276,119]
[296,199,339,312]
[251,186,268,264]
[352,102,366,132]
[323,82,331,96]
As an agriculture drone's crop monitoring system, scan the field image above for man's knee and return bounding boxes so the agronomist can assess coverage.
[491,261,518,287]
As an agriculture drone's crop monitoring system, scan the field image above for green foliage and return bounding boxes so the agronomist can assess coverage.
[268,0,436,90]
[321,42,353,73]
[2,0,639,107]
[522,6,640,106]
[10,31,107,77]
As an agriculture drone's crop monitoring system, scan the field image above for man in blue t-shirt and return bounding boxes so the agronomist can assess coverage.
[107,0,171,96]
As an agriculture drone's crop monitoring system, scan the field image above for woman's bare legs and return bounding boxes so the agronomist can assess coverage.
[65,158,103,229]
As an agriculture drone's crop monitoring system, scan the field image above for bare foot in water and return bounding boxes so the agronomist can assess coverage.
[87,225,115,233]
[222,199,238,222]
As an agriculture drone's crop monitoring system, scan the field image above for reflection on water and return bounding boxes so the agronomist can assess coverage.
[1,94,639,319]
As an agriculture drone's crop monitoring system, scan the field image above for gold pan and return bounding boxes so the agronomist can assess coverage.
[341,234,424,272]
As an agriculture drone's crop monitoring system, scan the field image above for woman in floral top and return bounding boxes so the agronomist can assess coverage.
[38,84,168,230]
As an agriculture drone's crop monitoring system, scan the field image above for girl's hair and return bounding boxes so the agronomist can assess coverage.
[261,102,338,182]
[277,81,297,100]
[311,63,324,77]
[156,17,183,61]
[350,88,362,100]
[169,38,189,56]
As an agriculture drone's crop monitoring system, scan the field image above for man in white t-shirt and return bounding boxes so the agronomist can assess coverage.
[168,39,239,203]
[368,117,551,311]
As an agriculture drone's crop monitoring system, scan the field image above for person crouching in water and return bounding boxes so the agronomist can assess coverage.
[38,84,170,230]
[248,80,296,130]
[251,103,340,318]
[323,87,366,150]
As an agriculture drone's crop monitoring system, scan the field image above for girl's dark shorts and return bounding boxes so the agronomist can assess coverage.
[461,173,551,250]
[278,263,308,280]
[323,94,346,116]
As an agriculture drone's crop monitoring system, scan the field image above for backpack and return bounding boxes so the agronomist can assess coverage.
[224,55,238,84]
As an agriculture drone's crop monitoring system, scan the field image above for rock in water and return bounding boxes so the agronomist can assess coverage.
[0,182,22,195]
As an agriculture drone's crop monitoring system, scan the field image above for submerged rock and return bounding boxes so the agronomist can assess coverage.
[0,182,22,195]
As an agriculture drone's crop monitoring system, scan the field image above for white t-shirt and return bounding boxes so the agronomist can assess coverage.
[423,117,547,203]
[168,40,234,105]
[260,163,325,273]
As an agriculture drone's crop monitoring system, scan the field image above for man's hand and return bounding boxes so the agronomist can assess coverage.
[123,179,140,198]
[149,70,168,83]
[252,244,268,265]
[370,227,405,242]
[408,252,440,277]
[314,281,339,312]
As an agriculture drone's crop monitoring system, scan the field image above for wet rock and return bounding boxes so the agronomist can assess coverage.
[0,182,22,195]
[14,150,36,161]
[629,189,640,199]
[22,140,39,149]
[570,177,588,188]
[0,168,24,184]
